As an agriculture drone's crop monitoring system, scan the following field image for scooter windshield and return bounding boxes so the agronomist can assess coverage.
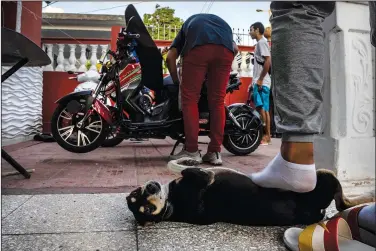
[124,4,164,95]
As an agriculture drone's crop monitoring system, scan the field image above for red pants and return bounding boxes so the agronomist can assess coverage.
[181,44,234,153]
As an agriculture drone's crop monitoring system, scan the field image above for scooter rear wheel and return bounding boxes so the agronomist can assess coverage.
[223,113,263,156]
[51,98,109,153]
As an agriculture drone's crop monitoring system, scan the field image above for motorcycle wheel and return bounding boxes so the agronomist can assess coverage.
[51,98,109,153]
[223,113,263,156]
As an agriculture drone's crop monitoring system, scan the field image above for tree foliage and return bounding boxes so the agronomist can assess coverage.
[143,7,184,40]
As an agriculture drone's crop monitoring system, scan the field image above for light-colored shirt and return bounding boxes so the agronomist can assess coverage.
[252,37,271,88]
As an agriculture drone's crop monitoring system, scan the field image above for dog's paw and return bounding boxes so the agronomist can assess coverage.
[178,158,201,167]
[181,167,215,188]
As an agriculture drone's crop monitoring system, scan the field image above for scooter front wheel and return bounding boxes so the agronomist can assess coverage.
[51,99,109,153]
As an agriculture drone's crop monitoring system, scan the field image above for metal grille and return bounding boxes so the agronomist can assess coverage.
[145,25,255,46]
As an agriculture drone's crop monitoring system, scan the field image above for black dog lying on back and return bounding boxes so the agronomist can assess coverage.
[126,165,374,226]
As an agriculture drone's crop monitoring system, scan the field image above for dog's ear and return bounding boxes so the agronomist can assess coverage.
[181,168,215,188]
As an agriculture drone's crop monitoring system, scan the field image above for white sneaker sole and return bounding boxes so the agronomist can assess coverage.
[169,154,203,162]
[167,157,201,173]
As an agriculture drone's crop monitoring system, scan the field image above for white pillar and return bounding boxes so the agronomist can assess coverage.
[99,44,108,62]
[89,44,98,71]
[78,44,88,72]
[43,44,54,71]
[315,2,375,188]
[67,44,77,72]
[239,52,248,77]
[231,52,239,74]
[248,55,254,76]
[55,44,66,72]
[16,1,22,32]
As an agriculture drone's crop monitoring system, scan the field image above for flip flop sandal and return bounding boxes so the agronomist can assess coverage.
[260,141,269,146]
[167,157,201,173]
[284,217,374,251]
[332,203,375,247]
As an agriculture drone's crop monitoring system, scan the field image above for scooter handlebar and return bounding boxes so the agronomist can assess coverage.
[126,33,140,39]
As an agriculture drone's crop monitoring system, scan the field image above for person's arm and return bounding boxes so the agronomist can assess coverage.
[233,41,239,56]
[167,27,185,85]
[258,42,271,82]
[259,56,271,81]
[166,48,179,84]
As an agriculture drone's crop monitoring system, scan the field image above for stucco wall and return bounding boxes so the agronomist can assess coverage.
[1,67,44,146]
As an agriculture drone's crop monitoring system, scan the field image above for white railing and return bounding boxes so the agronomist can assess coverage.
[42,43,110,72]
[145,25,255,46]
[42,43,254,77]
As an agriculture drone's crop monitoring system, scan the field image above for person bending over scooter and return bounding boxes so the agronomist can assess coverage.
[166,13,238,165]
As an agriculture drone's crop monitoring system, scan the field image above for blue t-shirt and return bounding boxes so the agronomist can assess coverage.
[170,13,235,57]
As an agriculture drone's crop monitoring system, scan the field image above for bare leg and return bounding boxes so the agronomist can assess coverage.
[265,111,271,142]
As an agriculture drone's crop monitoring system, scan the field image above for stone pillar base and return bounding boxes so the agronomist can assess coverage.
[316,1,375,193]
[315,136,375,181]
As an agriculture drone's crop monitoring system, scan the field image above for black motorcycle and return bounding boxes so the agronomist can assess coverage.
[50,4,263,156]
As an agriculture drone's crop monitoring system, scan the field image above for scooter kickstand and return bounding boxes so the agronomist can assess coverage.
[170,137,185,156]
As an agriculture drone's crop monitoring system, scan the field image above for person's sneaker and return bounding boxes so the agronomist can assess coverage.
[169,149,202,163]
[167,157,201,173]
[202,152,222,166]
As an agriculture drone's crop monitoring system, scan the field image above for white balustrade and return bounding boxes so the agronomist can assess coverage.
[67,44,77,72]
[55,44,65,71]
[42,44,254,78]
[89,44,98,71]
[43,44,54,71]
[41,43,110,72]
[99,44,108,62]
[78,44,88,72]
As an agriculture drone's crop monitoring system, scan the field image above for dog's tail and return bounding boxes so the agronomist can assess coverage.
[312,170,374,212]
[331,173,375,211]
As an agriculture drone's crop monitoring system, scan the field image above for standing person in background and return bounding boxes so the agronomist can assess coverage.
[166,13,238,166]
[249,22,272,146]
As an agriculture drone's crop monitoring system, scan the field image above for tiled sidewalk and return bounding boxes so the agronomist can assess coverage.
[1,137,280,194]
[2,193,340,251]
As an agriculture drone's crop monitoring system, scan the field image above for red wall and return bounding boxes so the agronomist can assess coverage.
[1,1,42,46]
[42,72,79,133]
[21,1,42,46]
[1,2,17,30]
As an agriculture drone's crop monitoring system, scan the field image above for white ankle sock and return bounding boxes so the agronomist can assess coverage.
[250,152,317,193]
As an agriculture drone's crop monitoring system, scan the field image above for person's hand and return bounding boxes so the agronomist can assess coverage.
[257,79,263,90]
[248,84,252,92]
[173,79,180,86]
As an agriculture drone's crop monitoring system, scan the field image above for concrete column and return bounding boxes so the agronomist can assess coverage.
[1,1,43,145]
[315,2,375,189]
